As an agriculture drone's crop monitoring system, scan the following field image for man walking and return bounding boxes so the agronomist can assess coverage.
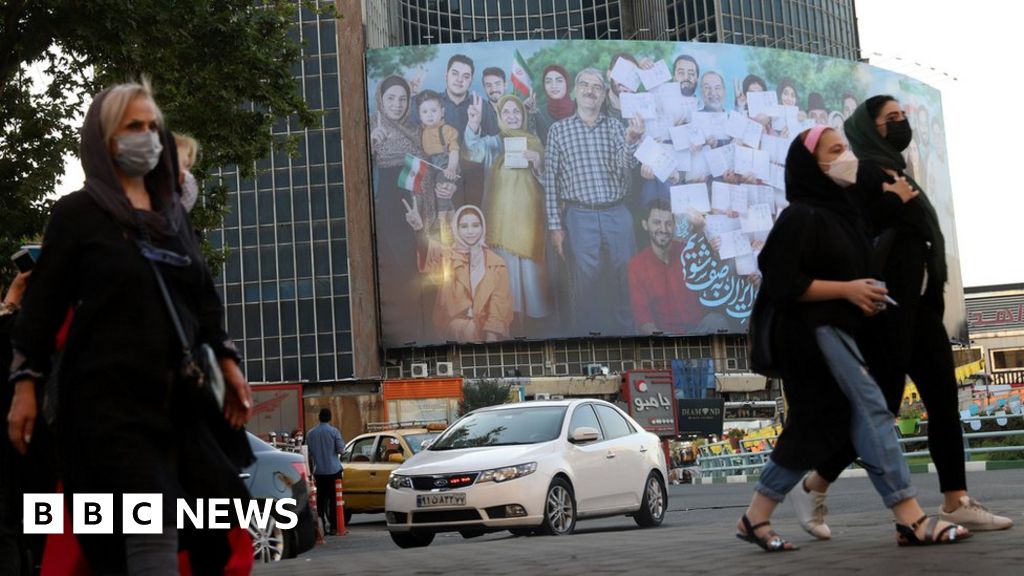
[307,408,345,535]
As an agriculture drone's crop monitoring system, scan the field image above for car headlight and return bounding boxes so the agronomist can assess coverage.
[477,462,537,483]
[388,474,412,489]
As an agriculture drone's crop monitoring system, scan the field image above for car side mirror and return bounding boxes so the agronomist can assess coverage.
[388,453,406,463]
[570,426,600,443]
[420,439,433,450]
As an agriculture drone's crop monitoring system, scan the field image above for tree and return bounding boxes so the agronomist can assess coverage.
[0,1,333,276]
[460,379,513,415]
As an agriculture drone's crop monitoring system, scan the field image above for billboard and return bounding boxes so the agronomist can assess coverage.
[365,40,963,347]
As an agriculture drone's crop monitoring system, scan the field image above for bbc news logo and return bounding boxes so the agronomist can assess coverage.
[23,494,298,534]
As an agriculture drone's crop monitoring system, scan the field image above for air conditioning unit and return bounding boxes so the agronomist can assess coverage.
[550,394,565,400]
[554,363,569,376]
[410,363,429,378]
[436,361,455,376]
[725,358,739,370]
[586,363,606,377]
[535,393,551,400]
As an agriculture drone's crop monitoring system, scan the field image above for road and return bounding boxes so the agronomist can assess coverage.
[255,468,1024,575]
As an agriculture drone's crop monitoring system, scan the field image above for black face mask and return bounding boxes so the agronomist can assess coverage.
[885,119,913,151]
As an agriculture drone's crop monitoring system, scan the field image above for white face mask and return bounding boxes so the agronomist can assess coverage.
[823,149,858,187]
[181,170,199,213]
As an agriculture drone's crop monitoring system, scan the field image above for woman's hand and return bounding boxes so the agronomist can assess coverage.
[882,169,919,203]
[467,93,483,133]
[220,358,253,429]
[3,269,30,307]
[7,379,37,455]
[523,149,542,171]
[402,197,423,231]
[844,278,887,316]
[435,181,456,200]
[640,164,655,180]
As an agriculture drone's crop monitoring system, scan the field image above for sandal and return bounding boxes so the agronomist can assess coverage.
[736,514,798,552]
[895,514,971,546]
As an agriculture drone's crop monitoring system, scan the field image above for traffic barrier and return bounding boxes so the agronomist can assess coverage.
[335,477,347,536]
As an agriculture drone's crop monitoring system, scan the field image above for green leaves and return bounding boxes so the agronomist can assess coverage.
[0,0,334,278]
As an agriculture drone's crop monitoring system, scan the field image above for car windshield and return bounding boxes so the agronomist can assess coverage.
[402,432,440,454]
[429,406,567,450]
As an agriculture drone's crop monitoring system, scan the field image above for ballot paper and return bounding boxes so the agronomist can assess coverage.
[753,149,771,181]
[711,181,733,212]
[638,60,673,91]
[620,92,659,119]
[503,137,529,168]
[746,91,780,119]
[705,144,732,177]
[634,137,677,182]
[669,124,706,151]
[734,252,758,275]
[705,214,741,239]
[730,185,749,215]
[694,112,729,141]
[670,183,711,213]
[734,146,754,177]
[673,149,693,172]
[741,203,774,233]
[610,58,640,92]
[718,229,753,259]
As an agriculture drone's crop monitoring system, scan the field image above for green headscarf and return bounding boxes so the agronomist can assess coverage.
[844,99,946,286]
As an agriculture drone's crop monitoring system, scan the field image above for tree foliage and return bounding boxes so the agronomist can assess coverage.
[0,0,333,278]
[460,379,513,415]
[366,44,439,79]
[747,49,861,111]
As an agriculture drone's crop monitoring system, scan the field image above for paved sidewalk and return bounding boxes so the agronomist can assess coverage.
[256,470,1024,575]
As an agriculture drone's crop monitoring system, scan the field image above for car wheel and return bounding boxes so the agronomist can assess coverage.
[540,477,576,536]
[389,531,435,549]
[634,472,667,528]
[508,527,536,537]
[249,512,287,563]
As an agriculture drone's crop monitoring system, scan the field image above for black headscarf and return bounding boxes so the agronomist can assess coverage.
[844,99,947,285]
[784,128,861,224]
[79,87,190,246]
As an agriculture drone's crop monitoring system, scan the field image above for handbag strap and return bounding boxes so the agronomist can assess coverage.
[146,257,193,363]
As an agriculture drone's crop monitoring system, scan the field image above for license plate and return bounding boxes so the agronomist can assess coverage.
[416,493,466,507]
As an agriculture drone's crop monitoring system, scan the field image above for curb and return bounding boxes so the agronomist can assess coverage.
[693,460,1024,484]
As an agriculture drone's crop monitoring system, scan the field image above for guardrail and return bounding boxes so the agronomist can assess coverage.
[697,412,1024,480]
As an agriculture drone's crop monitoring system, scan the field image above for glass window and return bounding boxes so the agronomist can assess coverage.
[594,404,633,440]
[430,406,567,450]
[568,404,604,442]
[344,436,377,463]
[993,349,1024,370]
[374,435,402,462]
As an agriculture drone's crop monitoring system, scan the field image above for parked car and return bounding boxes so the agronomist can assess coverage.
[342,423,445,524]
[385,400,668,548]
[242,432,317,562]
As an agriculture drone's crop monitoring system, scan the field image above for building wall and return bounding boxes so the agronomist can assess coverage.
[966,284,1024,382]
[212,1,353,384]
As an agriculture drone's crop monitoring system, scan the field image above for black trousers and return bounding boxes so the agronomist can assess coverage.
[818,302,966,493]
[314,472,342,531]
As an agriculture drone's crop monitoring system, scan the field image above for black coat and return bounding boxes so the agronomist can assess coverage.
[756,136,873,470]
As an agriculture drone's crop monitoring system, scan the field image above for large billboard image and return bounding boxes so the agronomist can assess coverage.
[365,40,963,348]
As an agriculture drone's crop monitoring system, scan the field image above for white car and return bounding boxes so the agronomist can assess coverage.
[385,399,668,548]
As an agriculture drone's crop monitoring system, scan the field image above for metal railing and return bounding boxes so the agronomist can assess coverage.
[696,412,1024,480]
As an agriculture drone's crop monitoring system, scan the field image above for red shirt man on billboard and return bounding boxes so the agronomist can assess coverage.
[628,199,703,335]
[543,68,645,335]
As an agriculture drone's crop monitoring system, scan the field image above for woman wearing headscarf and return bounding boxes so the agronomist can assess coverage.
[369,75,437,345]
[465,94,551,325]
[6,81,254,573]
[736,126,969,551]
[526,65,575,145]
[803,96,1013,535]
[403,204,513,342]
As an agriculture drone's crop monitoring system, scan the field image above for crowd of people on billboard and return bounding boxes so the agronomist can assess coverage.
[367,41,950,347]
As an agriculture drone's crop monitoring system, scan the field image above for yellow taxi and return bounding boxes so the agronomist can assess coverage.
[341,421,446,523]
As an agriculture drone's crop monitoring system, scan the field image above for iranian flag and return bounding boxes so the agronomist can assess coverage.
[510,49,533,97]
[397,153,428,194]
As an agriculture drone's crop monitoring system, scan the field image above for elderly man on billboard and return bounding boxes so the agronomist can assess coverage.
[543,68,645,335]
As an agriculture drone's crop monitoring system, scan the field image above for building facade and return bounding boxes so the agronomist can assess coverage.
[965,283,1024,387]
[211,1,865,433]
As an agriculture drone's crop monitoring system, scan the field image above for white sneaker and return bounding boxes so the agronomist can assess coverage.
[939,496,1013,531]
[789,475,832,540]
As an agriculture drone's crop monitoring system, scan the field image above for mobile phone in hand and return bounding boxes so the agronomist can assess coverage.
[10,245,41,273]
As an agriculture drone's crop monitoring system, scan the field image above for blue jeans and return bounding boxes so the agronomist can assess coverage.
[755,326,917,508]
[563,204,635,335]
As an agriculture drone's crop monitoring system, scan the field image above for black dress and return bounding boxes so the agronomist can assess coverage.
[10,191,250,568]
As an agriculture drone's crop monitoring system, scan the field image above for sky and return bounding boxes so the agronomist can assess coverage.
[854,0,1022,287]
[54,1,1019,288]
